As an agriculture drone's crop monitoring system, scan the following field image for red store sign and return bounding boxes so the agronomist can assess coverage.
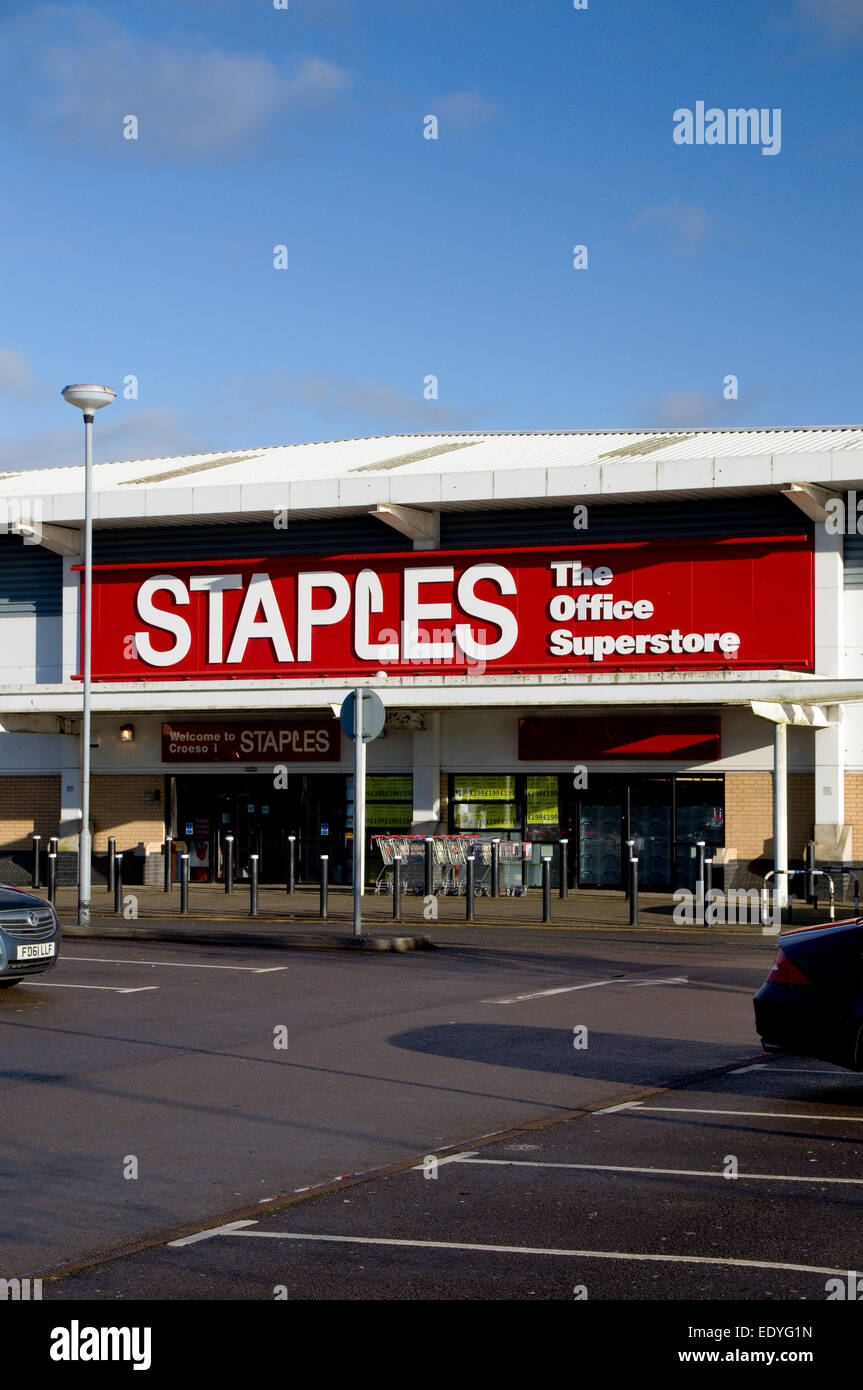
[82,536,814,680]
[162,719,340,762]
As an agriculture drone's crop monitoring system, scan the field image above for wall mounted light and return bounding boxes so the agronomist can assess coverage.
[120,725,135,743]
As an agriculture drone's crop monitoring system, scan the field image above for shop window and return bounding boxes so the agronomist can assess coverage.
[451,775,518,832]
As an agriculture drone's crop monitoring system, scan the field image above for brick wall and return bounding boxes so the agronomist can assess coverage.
[0,775,61,849]
[844,773,863,854]
[90,776,165,853]
[725,772,814,861]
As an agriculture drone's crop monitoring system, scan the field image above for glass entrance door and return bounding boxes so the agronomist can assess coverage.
[578,802,624,887]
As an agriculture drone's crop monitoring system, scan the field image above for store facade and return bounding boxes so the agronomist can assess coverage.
[1,427,862,894]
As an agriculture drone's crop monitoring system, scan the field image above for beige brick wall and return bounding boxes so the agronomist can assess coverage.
[0,776,61,849]
[725,772,814,860]
[91,776,165,853]
[844,773,863,854]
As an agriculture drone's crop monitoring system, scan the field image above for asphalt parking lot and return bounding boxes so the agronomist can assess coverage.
[2,929,860,1302]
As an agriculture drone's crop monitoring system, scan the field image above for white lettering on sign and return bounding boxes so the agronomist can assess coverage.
[354,569,399,661]
[124,552,754,672]
[189,574,242,662]
[402,567,455,661]
[227,573,293,664]
[135,575,192,667]
[455,564,518,661]
[296,572,351,662]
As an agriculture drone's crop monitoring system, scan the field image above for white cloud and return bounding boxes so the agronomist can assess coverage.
[0,348,40,401]
[432,90,498,134]
[627,200,717,259]
[281,374,476,428]
[0,406,208,472]
[2,5,352,157]
[796,0,863,37]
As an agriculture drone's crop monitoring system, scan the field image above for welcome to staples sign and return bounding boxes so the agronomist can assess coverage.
[82,535,814,680]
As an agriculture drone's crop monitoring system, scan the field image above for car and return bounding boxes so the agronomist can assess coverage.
[754,917,863,1071]
[0,886,61,989]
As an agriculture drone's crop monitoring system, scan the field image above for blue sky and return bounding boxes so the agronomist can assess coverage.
[0,0,861,468]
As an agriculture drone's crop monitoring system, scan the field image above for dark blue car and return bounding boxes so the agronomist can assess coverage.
[754,917,863,1071]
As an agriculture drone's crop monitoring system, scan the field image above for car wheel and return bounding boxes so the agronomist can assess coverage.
[0,980,21,989]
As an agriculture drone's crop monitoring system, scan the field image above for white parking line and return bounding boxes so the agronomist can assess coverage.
[168,1220,257,1247]
[635,1104,863,1123]
[25,982,159,994]
[191,1224,849,1276]
[733,1065,846,1075]
[63,955,288,974]
[409,1151,479,1171]
[448,1156,863,1185]
[483,976,687,1005]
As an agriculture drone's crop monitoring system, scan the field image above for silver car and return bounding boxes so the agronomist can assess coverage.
[0,887,61,988]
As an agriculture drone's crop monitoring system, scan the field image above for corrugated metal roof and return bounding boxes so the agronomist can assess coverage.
[2,427,863,499]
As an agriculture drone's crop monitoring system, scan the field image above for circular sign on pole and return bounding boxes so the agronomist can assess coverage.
[340,688,385,743]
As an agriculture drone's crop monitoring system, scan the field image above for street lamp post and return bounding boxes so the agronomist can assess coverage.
[61,384,116,927]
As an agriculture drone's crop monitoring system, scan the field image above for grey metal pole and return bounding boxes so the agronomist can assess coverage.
[629,857,639,926]
[249,854,259,917]
[466,854,475,922]
[286,835,296,895]
[393,854,402,920]
[490,840,500,898]
[107,836,116,894]
[559,838,568,900]
[164,836,173,892]
[424,836,434,898]
[114,852,123,914]
[624,839,635,898]
[805,839,816,906]
[705,856,713,907]
[353,689,364,938]
[180,853,189,914]
[78,411,94,928]
[542,856,552,923]
[32,834,41,890]
[774,720,788,910]
[47,852,57,905]
[320,854,329,920]
[224,835,234,894]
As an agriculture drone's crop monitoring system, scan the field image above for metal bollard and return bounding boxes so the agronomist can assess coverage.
[424,837,434,897]
[705,857,713,915]
[224,836,234,894]
[490,840,500,898]
[107,836,116,894]
[805,840,816,906]
[695,841,705,926]
[180,853,189,914]
[249,854,259,917]
[32,835,41,890]
[393,855,402,920]
[629,857,639,926]
[48,852,57,905]
[114,853,123,914]
[319,855,328,920]
[466,854,475,922]
[542,857,552,923]
[164,836,173,892]
[559,838,568,900]
[286,835,296,895]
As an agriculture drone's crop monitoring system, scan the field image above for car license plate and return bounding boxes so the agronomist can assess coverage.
[16,942,55,960]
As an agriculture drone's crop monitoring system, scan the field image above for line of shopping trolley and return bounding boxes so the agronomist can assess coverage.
[372,835,531,896]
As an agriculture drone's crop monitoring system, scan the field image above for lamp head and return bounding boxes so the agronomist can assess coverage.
[61,384,116,414]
